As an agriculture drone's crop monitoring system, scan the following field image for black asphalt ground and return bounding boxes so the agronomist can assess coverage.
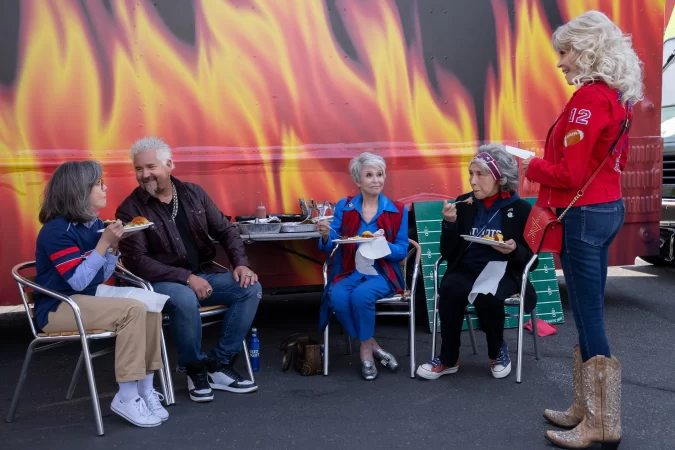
[1,261,674,449]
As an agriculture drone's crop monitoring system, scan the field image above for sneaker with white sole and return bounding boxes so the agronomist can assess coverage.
[141,390,169,421]
[491,342,512,379]
[185,361,215,403]
[416,357,459,380]
[207,360,258,393]
[111,394,162,427]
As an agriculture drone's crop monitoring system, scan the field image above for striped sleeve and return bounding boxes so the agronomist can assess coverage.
[46,234,84,280]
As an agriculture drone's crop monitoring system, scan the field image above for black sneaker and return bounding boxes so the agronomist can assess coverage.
[185,361,214,402]
[207,360,258,393]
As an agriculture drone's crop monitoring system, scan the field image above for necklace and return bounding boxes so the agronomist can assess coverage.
[164,182,178,221]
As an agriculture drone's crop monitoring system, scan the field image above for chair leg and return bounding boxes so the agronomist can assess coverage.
[157,363,169,405]
[409,301,416,379]
[516,298,526,384]
[159,329,175,405]
[242,339,255,383]
[323,323,329,376]
[66,350,85,400]
[431,292,439,359]
[466,314,478,355]
[531,310,541,360]
[344,333,352,355]
[79,337,104,436]
[6,339,39,423]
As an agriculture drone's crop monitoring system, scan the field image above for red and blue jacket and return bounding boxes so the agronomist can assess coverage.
[34,216,115,329]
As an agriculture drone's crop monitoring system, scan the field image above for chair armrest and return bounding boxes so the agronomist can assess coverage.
[323,246,339,287]
[115,263,152,291]
[12,271,87,335]
[521,254,539,282]
[406,239,422,302]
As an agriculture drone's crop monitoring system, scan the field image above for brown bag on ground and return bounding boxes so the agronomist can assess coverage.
[280,334,323,376]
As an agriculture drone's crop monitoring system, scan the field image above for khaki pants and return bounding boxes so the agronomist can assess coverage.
[43,295,163,383]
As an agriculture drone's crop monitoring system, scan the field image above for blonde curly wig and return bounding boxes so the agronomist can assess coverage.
[552,11,643,105]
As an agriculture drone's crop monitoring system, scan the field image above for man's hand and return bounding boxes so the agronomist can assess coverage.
[187,274,213,300]
[494,239,517,255]
[233,266,258,288]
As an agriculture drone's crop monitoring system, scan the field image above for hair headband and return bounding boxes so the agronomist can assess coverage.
[474,152,502,181]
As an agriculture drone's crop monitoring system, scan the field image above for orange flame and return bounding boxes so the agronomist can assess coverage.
[0,0,664,295]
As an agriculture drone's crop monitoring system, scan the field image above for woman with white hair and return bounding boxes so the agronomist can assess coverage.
[317,152,409,380]
[523,11,641,448]
[417,144,536,380]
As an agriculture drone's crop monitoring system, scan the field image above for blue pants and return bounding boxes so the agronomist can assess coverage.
[558,199,624,361]
[328,273,394,341]
[153,272,262,366]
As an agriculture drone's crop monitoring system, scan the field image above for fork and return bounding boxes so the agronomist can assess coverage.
[454,197,474,205]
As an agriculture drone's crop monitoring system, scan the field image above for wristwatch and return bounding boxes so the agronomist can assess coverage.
[106,247,119,255]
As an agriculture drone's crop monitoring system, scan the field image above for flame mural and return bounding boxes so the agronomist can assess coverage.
[0,0,664,303]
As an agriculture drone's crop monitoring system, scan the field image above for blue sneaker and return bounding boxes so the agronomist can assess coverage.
[491,343,511,379]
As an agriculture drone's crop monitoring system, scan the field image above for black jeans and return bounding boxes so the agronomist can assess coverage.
[438,266,518,366]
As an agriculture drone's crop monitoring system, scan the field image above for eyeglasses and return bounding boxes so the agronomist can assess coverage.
[94,179,105,188]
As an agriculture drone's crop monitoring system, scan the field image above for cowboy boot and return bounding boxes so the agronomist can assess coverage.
[544,345,584,428]
[602,357,622,445]
[545,355,622,449]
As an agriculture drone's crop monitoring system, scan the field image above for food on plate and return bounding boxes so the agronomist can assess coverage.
[361,231,373,238]
[480,233,505,243]
[102,219,116,227]
[300,219,314,225]
[130,216,150,226]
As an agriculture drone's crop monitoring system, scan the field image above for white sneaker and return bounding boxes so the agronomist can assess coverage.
[207,361,258,393]
[141,390,169,421]
[111,394,162,427]
[490,343,512,379]
[416,357,459,380]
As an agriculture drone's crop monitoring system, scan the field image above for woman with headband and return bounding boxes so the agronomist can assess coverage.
[416,144,536,380]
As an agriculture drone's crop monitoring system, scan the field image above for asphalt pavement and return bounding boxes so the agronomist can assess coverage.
[0,260,673,449]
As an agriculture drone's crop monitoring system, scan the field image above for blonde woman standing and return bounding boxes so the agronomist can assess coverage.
[523,11,643,449]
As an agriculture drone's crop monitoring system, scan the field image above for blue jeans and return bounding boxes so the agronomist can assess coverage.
[153,272,262,366]
[558,199,624,361]
[328,272,394,341]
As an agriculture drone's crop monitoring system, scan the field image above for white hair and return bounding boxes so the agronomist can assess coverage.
[552,11,643,105]
[470,144,519,193]
[130,136,173,166]
[349,152,387,184]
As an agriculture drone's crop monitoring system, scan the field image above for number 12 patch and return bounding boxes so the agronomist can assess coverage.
[569,108,591,125]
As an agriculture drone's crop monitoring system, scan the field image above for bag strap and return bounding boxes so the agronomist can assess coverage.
[557,108,631,221]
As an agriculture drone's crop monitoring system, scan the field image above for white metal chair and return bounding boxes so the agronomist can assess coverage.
[430,254,541,383]
[322,239,421,378]
[7,261,174,436]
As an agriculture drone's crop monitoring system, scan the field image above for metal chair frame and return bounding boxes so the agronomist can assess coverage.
[7,261,174,436]
[430,254,541,383]
[322,239,421,378]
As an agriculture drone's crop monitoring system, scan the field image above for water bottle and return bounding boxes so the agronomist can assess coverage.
[249,328,260,372]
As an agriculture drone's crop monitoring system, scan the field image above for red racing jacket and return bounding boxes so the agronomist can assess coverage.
[527,81,632,208]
